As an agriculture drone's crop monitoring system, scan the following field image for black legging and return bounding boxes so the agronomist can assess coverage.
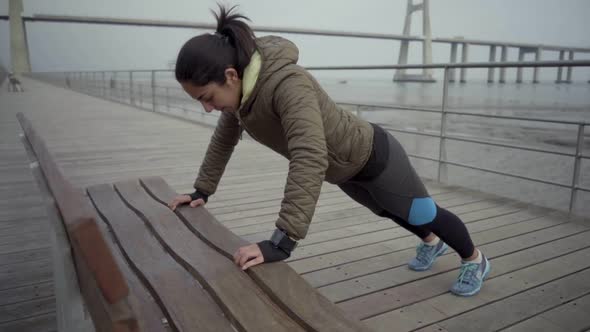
[338,181,476,259]
[378,206,475,259]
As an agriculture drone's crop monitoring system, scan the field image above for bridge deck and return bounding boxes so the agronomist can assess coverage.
[1,78,589,332]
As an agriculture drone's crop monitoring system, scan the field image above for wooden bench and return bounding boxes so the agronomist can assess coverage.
[17,112,372,332]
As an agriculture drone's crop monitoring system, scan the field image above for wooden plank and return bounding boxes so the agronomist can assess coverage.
[0,281,54,306]
[0,296,55,324]
[114,179,306,332]
[86,195,178,332]
[289,206,563,274]
[421,269,590,332]
[0,222,48,238]
[0,248,50,267]
[319,220,589,303]
[0,259,52,290]
[209,189,345,216]
[240,215,386,240]
[302,206,545,288]
[0,238,53,256]
[140,176,371,332]
[0,231,50,246]
[337,217,586,320]
[362,242,590,331]
[501,293,590,332]
[0,312,56,332]
[230,204,377,234]
[88,183,235,332]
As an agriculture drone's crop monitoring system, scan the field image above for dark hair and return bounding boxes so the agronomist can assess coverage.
[175,4,256,86]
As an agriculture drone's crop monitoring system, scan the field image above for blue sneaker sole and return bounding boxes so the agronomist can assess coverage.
[450,258,491,297]
[408,243,449,271]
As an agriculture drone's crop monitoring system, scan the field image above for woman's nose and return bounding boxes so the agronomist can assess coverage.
[201,102,214,113]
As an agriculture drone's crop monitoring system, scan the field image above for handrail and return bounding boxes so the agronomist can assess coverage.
[28,62,590,216]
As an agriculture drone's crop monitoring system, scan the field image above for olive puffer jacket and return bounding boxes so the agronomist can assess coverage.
[194,36,374,240]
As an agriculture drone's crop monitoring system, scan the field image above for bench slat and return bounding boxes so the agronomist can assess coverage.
[140,176,371,332]
[86,196,171,332]
[114,179,305,332]
[87,183,235,332]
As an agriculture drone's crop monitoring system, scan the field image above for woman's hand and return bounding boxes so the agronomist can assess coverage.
[233,244,264,270]
[167,194,206,211]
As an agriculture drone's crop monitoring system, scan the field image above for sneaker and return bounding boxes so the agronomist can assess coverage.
[408,240,449,271]
[450,253,491,297]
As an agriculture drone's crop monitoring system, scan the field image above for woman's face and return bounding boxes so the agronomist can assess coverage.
[180,68,242,113]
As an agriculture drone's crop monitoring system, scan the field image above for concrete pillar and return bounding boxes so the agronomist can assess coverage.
[394,0,435,82]
[9,0,32,73]
[556,50,565,82]
[516,48,525,83]
[449,43,458,82]
[487,45,497,83]
[460,43,469,83]
[394,0,412,80]
[499,46,508,83]
[532,48,541,83]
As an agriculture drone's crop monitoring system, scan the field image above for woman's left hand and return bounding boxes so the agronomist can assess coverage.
[233,244,264,270]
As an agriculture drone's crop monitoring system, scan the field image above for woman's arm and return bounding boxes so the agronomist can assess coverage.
[272,72,329,241]
[193,111,242,195]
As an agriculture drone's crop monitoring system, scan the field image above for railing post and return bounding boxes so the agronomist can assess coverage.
[138,84,143,108]
[569,124,585,214]
[437,67,450,182]
[166,87,170,112]
[151,70,156,112]
[459,43,469,83]
[93,72,97,95]
[499,45,508,83]
[102,72,106,97]
[129,71,134,105]
[566,51,574,83]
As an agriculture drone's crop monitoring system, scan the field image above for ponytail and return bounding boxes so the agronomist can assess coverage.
[175,4,256,86]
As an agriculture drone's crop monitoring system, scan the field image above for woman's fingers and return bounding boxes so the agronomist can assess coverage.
[241,256,264,270]
[168,195,191,211]
[233,244,264,270]
[190,198,205,208]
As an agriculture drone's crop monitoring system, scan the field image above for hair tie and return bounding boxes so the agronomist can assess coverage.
[213,32,229,43]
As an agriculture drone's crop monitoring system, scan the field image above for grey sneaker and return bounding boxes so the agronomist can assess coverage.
[408,240,449,271]
[450,253,491,297]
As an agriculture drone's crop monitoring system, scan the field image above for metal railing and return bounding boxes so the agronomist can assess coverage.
[29,60,590,216]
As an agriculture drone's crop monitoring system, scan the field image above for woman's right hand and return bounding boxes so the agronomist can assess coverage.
[168,194,206,211]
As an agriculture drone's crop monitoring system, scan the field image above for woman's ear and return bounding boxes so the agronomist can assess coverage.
[225,68,240,83]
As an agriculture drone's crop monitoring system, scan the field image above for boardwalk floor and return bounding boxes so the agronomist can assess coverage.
[1,78,589,332]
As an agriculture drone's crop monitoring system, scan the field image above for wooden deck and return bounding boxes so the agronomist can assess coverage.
[1,77,589,332]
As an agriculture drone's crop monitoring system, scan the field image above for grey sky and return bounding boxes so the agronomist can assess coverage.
[1,0,589,79]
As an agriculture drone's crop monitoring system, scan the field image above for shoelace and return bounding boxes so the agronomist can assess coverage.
[416,243,436,263]
[456,263,479,285]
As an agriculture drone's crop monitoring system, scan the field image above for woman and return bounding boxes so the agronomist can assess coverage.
[168,5,490,297]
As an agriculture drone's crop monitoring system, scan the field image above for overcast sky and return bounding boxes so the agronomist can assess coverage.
[1,0,589,79]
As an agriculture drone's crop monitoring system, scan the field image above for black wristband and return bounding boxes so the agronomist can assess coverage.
[188,190,209,203]
[257,240,291,262]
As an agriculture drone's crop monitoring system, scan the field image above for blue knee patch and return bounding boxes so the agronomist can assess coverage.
[408,197,437,225]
